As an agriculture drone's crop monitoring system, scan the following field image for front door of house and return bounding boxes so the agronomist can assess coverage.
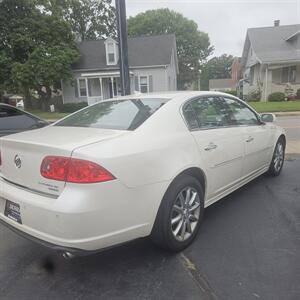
[87,77,102,105]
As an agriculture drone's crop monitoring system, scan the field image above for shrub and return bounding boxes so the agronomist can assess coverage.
[224,90,237,96]
[296,88,300,99]
[268,92,285,102]
[57,102,88,113]
[246,89,261,102]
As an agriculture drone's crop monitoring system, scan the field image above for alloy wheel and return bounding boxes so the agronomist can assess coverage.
[274,142,284,172]
[170,187,201,241]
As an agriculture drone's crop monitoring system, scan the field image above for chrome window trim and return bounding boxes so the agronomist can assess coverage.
[0,176,59,199]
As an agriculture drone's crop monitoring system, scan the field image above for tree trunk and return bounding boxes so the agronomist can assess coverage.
[38,86,52,112]
[23,87,32,109]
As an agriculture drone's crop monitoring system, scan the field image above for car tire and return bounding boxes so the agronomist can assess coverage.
[268,137,285,176]
[151,174,204,252]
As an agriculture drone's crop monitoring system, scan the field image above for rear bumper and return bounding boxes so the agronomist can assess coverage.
[0,177,168,252]
[0,218,88,256]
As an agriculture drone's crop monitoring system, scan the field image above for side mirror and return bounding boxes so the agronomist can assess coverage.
[261,113,276,123]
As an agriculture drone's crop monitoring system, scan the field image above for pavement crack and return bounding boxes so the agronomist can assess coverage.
[179,253,219,300]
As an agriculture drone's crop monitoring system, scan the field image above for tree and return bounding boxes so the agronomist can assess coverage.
[0,0,79,109]
[200,54,234,90]
[38,0,116,41]
[127,9,213,89]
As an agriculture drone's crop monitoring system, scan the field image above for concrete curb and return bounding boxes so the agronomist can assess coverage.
[273,111,300,116]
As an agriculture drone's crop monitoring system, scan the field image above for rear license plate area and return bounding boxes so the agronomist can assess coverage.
[4,200,22,224]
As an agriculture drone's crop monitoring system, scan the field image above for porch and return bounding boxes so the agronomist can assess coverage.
[77,72,134,105]
[262,64,300,100]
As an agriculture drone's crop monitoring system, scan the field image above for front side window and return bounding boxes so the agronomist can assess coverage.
[78,79,87,97]
[222,97,259,126]
[55,98,168,131]
[183,97,230,129]
[139,76,148,93]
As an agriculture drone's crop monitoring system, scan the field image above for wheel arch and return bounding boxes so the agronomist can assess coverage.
[278,134,286,148]
[172,167,207,197]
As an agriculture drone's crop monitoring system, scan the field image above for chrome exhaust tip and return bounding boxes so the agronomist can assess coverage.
[62,251,75,259]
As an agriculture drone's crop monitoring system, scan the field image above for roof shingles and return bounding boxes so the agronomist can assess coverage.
[247,24,300,64]
[72,34,176,70]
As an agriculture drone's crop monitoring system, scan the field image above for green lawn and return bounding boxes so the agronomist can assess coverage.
[248,101,300,113]
[27,110,69,121]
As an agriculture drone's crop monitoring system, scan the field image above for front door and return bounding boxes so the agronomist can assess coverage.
[183,96,244,200]
[87,77,102,105]
[222,97,273,177]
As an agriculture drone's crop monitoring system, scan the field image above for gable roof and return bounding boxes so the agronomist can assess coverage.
[242,24,300,65]
[72,34,177,71]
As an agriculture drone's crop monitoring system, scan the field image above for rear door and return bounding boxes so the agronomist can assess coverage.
[222,97,273,177]
[183,96,244,199]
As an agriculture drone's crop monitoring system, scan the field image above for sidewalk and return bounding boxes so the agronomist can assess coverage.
[274,111,300,116]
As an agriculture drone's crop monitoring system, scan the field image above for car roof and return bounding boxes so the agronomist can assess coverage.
[0,103,17,108]
[101,91,238,102]
[0,103,47,121]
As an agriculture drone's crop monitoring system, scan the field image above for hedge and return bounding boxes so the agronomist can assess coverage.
[268,92,285,102]
[57,102,88,113]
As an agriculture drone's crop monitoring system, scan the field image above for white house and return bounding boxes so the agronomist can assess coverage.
[62,34,178,105]
[240,22,300,101]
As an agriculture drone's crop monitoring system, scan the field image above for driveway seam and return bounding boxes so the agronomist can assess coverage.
[179,253,219,300]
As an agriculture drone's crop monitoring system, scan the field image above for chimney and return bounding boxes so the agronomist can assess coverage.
[274,20,280,27]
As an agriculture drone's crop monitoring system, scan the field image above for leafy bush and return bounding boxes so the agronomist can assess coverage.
[58,102,88,113]
[224,90,237,96]
[268,92,285,102]
[297,88,300,99]
[246,89,261,102]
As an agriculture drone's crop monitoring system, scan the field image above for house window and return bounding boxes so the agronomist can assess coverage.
[139,76,148,93]
[78,78,87,97]
[282,66,296,83]
[106,41,117,65]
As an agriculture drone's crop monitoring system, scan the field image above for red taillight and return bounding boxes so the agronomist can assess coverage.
[41,156,69,181]
[40,156,115,183]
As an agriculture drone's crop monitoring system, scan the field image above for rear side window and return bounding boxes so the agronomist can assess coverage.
[183,97,230,129]
[55,99,169,131]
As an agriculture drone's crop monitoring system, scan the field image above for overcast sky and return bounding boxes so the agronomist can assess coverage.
[125,0,300,57]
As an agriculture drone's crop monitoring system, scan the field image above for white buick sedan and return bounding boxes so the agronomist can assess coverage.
[0,92,285,257]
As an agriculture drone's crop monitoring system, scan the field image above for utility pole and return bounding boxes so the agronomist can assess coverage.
[115,0,131,95]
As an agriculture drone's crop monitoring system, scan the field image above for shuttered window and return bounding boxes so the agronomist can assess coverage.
[140,76,148,93]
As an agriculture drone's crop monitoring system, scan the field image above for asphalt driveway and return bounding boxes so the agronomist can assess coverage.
[0,155,299,300]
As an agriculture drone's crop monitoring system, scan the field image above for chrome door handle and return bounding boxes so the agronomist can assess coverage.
[204,143,217,151]
[246,136,254,143]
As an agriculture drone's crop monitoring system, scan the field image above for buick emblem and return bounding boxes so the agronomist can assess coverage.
[14,155,22,169]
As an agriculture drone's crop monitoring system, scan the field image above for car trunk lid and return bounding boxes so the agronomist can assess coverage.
[0,126,126,196]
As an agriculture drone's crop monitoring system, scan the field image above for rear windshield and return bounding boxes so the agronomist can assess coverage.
[55,99,168,130]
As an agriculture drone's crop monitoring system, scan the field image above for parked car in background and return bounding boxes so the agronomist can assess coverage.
[0,92,285,257]
[0,104,49,137]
